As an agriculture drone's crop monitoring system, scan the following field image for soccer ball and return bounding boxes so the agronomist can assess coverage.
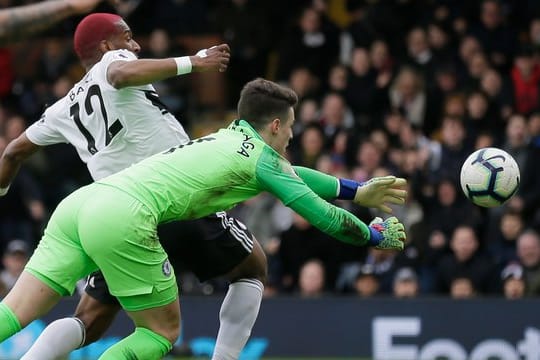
[460,147,520,208]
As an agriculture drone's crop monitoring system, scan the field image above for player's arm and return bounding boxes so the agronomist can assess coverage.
[292,166,408,213]
[107,44,231,89]
[0,133,41,194]
[0,0,106,45]
[256,151,405,249]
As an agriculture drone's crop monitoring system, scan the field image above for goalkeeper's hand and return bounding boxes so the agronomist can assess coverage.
[368,216,406,250]
[354,176,407,214]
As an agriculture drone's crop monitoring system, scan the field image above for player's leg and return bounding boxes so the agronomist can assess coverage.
[213,239,267,360]
[160,212,266,360]
[75,284,122,345]
[0,271,62,341]
[21,272,122,360]
[98,296,180,359]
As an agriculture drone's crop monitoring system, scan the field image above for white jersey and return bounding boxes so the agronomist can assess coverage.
[26,49,190,180]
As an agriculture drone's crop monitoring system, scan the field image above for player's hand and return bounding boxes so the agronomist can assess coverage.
[67,0,109,15]
[368,217,406,250]
[191,44,231,73]
[353,176,407,214]
[0,185,9,197]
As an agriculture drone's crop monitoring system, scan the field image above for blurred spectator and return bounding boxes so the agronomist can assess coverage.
[501,262,527,299]
[435,65,459,97]
[404,27,437,90]
[318,92,354,144]
[351,140,383,182]
[290,122,326,169]
[327,63,348,95]
[0,239,30,293]
[435,225,497,295]
[507,115,540,226]
[287,67,320,101]
[457,35,483,84]
[450,277,477,299]
[511,45,540,115]
[344,48,380,122]
[529,112,540,137]
[353,264,380,298]
[291,98,320,144]
[487,209,524,266]
[428,22,454,65]
[516,229,540,295]
[479,68,513,120]
[276,6,340,82]
[469,0,517,70]
[530,18,540,49]
[464,90,495,145]
[369,39,394,76]
[298,259,326,297]
[431,115,470,184]
[422,178,478,242]
[388,66,428,131]
[392,267,420,298]
[466,52,491,90]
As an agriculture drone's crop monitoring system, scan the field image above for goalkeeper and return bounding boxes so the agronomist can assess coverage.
[0,78,407,359]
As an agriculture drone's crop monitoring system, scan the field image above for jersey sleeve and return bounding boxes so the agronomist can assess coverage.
[98,49,137,88]
[256,147,370,246]
[100,49,137,66]
[293,166,339,200]
[25,102,68,145]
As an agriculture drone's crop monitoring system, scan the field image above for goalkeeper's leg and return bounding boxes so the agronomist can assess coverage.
[0,272,62,343]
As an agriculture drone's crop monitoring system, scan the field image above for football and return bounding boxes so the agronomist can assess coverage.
[460,147,520,208]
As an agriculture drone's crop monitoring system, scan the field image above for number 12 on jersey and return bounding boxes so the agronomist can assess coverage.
[69,84,123,155]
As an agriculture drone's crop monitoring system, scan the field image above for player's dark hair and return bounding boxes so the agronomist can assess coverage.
[237,78,298,130]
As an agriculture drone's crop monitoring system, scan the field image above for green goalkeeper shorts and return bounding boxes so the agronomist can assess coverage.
[25,183,178,311]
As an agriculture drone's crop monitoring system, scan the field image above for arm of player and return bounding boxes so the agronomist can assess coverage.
[0,133,41,195]
[292,166,407,213]
[256,152,405,248]
[0,0,106,45]
[107,44,231,89]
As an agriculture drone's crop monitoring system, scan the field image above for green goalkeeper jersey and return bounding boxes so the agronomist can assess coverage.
[98,120,371,246]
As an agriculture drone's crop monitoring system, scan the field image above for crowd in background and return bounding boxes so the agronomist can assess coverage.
[1,0,540,300]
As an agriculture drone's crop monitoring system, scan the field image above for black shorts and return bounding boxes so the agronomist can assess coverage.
[85,212,253,304]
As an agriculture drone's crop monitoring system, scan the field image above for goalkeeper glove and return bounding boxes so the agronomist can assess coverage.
[339,176,407,213]
[368,216,406,250]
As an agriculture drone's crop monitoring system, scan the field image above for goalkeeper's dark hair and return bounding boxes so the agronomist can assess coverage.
[237,78,298,130]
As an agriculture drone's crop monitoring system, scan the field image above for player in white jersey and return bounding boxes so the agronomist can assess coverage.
[26,48,190,180]
[0,13,407,360]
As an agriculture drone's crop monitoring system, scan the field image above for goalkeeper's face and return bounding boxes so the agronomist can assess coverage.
[273,107,295,156]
